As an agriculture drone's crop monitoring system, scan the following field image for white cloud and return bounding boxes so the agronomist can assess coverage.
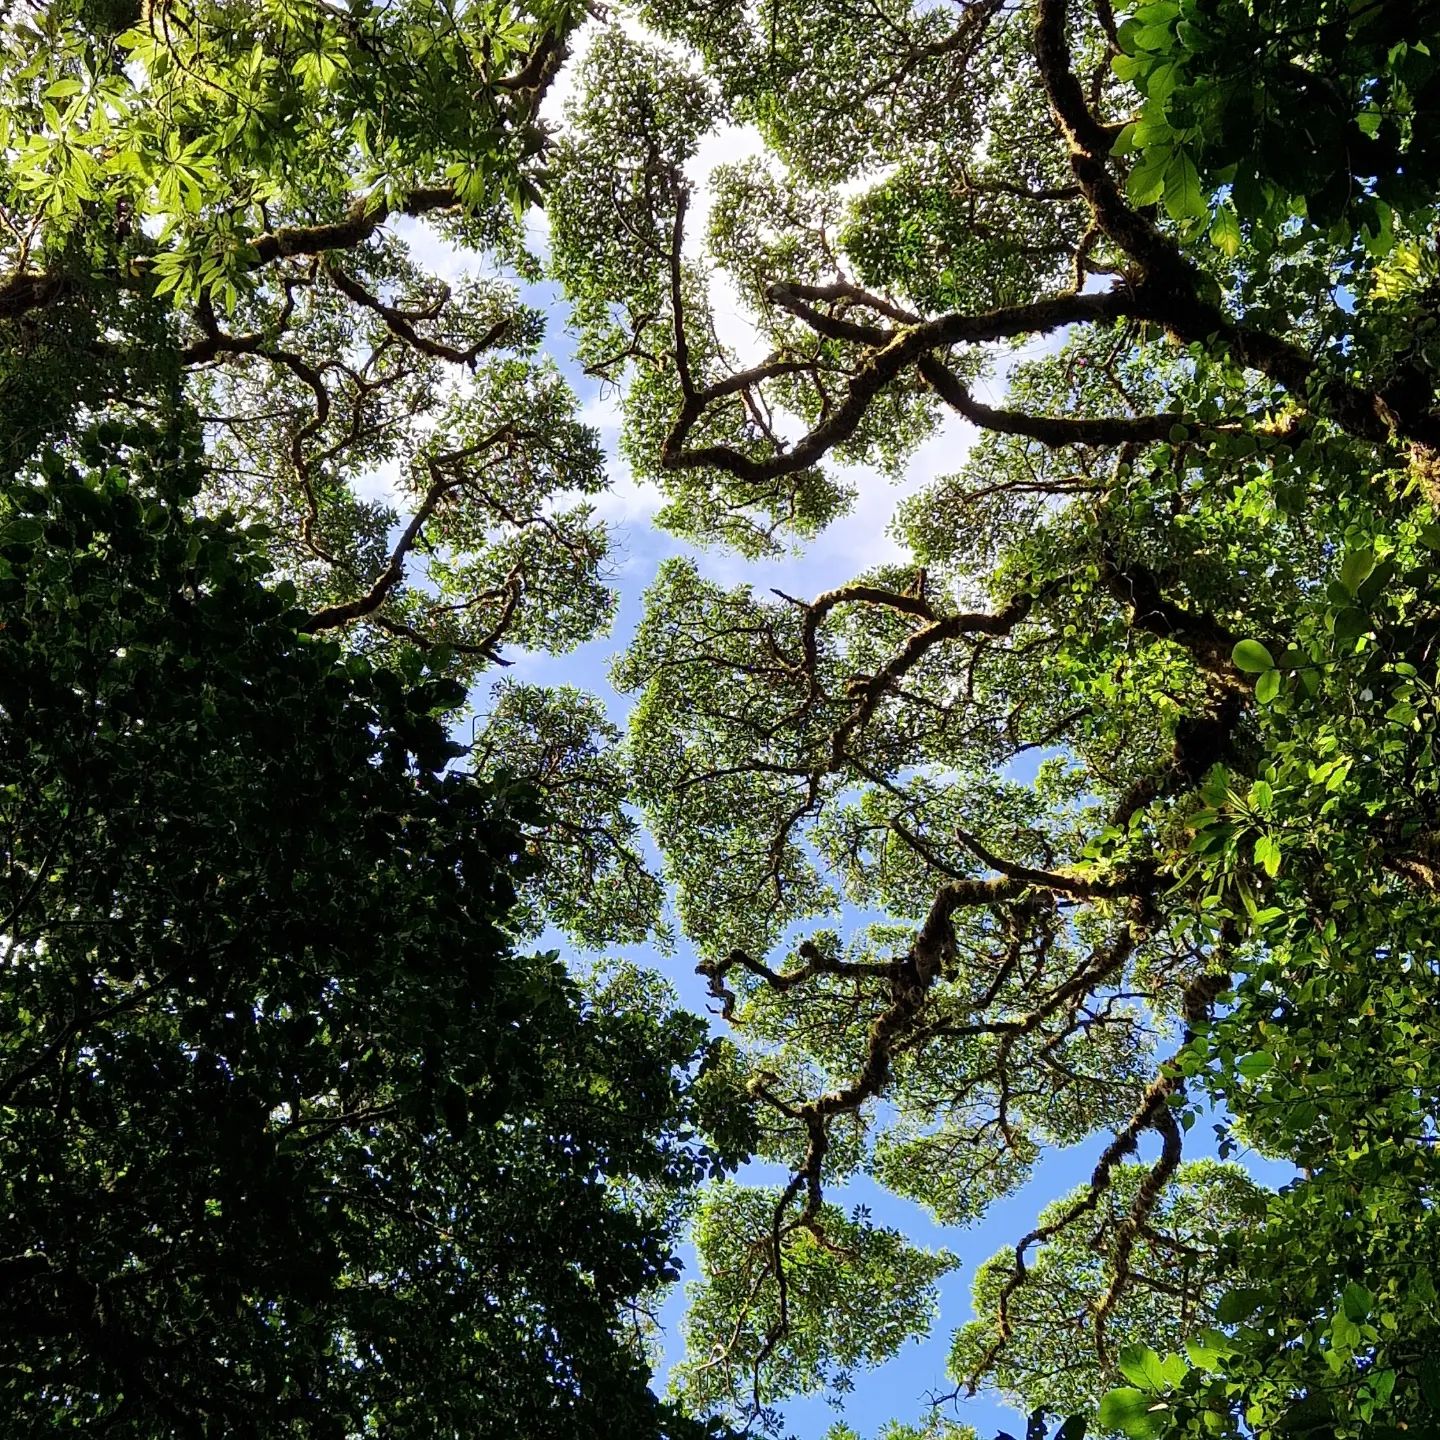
[389,214,486,287]
[909,408,980,487]
[523,204,553,257]
[579,389,624,435]
[574,388,667,533]
[353,455,405,507]
[591,467,667,531]
[685,122,768,253]
[706,265,769,370]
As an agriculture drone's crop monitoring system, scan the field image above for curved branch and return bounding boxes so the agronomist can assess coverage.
[1032,0,1189,283]
[247,188,460,269]
[952,825,1139,900]
[844,0,1007,109]
[324,261,511,367]
[1099,552,1246,683]
[1091,1100,1184,1362]
[829,588,1041,766]
[962,1054,1174,1393]
[1,189,461,330]
[699,938,901,1022]
[918,352,1239,448]
[301,427,529,637]
[668,181,696,400]
[660,290,1135,484]
[301,459,463,632]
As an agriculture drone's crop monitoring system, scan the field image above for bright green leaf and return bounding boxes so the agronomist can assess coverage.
[1232,639,1276,673]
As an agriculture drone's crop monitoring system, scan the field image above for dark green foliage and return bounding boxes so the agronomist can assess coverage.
[1114,0,1440,241]
[0,420,743,1439]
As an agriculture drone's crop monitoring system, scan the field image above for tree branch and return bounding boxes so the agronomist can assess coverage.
[919,351,1237,448]
[323,261,511,367]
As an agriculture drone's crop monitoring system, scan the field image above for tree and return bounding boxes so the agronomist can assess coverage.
[8,0,1440,1436]
[1112,0,1440,243]
[542,0,1440,1435]
[0,415,753,1437]
[1,7,764,1434]
[0,0,667,949]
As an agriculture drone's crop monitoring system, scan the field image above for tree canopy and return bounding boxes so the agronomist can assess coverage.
[0,414,753,1436]
[545,0,1440,1435]
[5,0,1440,1437]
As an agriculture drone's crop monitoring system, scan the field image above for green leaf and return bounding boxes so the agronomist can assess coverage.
[1147,61,1180,102]
[1112,122,1141,155]
[1210,203,1241,257]
[1163,148,1207,221]
[1356,557,1396,606]
[1134,22,1176,51]
[1252,834,1281,877]
[1237,1051,1273,1079]
[1128,145,1172,206]
[1117,1345,1169,1393]
[1184,1329,1233,1369]
[1339,546,1376,595]
[1333,607,1369,646]
[1217,1286,1267,1322]
[1098,1388,1165,1440]
[1331,1312,1362,1352]
[1255,668,1281,704]
[1341,1281,1373,1322]
[1232,639,1275,673]
[1158,1352,1190,1388]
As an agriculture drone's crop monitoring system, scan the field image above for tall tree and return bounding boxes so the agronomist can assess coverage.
[0,415,752,1437]
[1,9,767,1435]
[544,1,1440,1436]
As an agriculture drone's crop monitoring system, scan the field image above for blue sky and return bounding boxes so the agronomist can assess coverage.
[384,90,1294,1436]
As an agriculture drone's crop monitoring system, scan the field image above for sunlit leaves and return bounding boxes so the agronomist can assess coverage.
[1097,1388,1167,1440]
[1230,640,1274,674]
[951,1164,1262,1418]
[1208,203,1240,257]
[0,0,573,305]
[473,682,667,946]
[676,1184,957,1427]
[1110,0,1440,243]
